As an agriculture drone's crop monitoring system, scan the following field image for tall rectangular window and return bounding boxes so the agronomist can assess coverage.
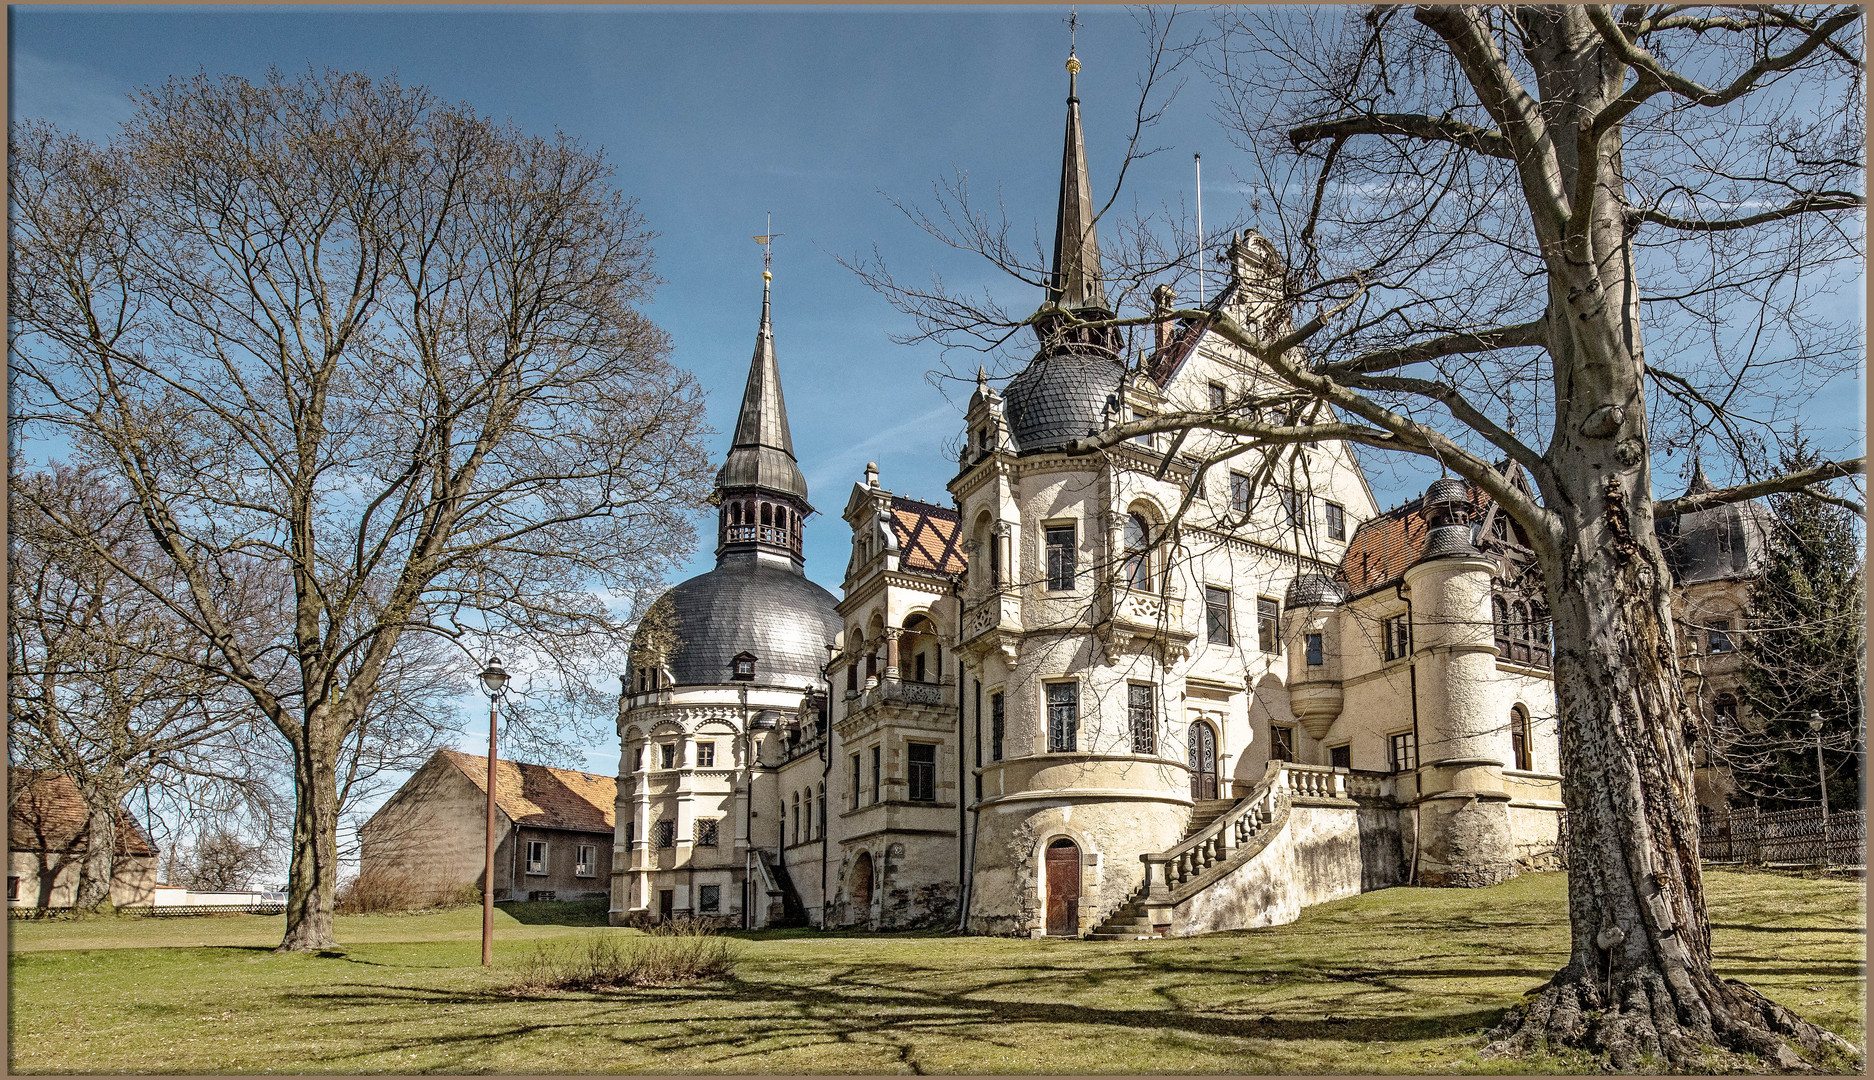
[1046,682,1079,753]
[696,819,719,847]
[1278,488,1307,529]
[871,745,882,804]
[1209,381,1228,410]
[525,840,548,874]
[1205,586,1233,645]
[1511,710,1532,771]
[654,821,675,848]
[695,742,715,768]
[850,753,862,808]
[576,844,596,876]
[1127,683,1155,754]
[660,743,676,769]
[1384,614,1411,661]
[908,743,937,802]
[1229,472,1252,515]
[1708,620,1734,654]
[1305,632,1324,666]
[1045,525,1077,591]
[1258,597,1281,654]
[990,692,1005,762]
[1130,410,1157,449]
[1269,725,1295,763]
[625,822,635,847]
[1325,502,1346,541]
[1390,731,1419,773]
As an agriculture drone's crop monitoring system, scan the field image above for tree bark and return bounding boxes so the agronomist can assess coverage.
[72,801,119,912]
[277,735,343,952]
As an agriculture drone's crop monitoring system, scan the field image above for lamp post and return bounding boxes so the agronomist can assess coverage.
[1809,710,1828,841]
[479,656,510,966]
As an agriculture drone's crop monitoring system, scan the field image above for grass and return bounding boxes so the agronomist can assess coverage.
[7,869,1863,1074]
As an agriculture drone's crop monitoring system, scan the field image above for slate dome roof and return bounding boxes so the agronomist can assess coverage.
[634,555,842,690]
[1658,464,1772,586]
[1002,351,1125,454]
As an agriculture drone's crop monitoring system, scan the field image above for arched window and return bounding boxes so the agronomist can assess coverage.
[730,502,743,526]
[761,503,773,527]
[1510,705,1532,771]
[1493,596,1509,643]
[1122,512,1152,591]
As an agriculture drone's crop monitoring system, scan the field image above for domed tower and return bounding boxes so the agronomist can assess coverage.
[613,271,842,927]
[951,48,1190,938]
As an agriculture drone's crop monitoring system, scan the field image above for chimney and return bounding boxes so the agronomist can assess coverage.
[1151,283,1177,354]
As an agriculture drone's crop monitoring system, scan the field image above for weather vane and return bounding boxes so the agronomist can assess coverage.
[1066,6,1079,54]
[752,212,784,275]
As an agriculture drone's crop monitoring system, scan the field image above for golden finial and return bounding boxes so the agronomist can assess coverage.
[763,270,772,281]
[1066,55,1081,75]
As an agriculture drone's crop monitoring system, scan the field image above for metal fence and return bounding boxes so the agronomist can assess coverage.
[8,902,285,920]
[1699,805,1866,870]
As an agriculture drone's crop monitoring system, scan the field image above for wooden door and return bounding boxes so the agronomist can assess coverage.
[658,889,674,920]
[1188,722,1218,800]
[1044,839,1080,936]
[848,852,873,925]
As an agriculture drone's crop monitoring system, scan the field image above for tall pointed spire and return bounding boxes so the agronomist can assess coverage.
[1046,50,1109,316]
[715,269,812,569]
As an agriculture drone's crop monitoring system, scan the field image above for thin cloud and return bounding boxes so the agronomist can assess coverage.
[10,52,136,137]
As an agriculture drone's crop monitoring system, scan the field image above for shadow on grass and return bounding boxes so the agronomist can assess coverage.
[500,900,611,927]
[272,950,1524,1074]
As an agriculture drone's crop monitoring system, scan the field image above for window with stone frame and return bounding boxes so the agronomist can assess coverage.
[990,691,1005,762]
[698,884,721,913]
[1325,501,1346,542]
[576,844,596,876]
[1257,597,1281,654]
[1389,731,1419,773]
[1206,586,1233,645]
[1384,613,1411,661]
[817,783,827,833]
[871,745,882,804]
[1229,471,1253,516]
[1123,512,1153,591]
[696,819,719,847]
[1329,744,1352,769]
[850,753,862,808]
[1046,681,1079,753]
[696,741,715,768]
[660,742,677,769]
[525,840,548,874]
[1128,683,1156,754]
[1045,524,1077,591]
[791,792,801,844]
[1269,724,1295,763]
[1305,632,1324,666]
[1209,381,1228,410]
[908,743,937,802]
[1708,619,1735,654]
[1510,707,1533,771]
[654,821,675,849]
[1277,487,1307,530]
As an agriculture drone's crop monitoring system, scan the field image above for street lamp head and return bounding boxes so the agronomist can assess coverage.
[480,656,510,697]
[1808,711,1824,733]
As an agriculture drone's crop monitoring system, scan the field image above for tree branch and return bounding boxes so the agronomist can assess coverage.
[1653,457,1866,518]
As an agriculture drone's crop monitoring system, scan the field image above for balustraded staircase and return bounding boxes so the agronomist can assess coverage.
[1086,762,1396,940]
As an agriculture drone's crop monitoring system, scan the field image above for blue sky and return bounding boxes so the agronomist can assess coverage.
[12,6,1865,797]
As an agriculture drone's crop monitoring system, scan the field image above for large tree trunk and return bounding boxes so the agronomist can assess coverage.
[278,740,342,952]
[72,802,118,912]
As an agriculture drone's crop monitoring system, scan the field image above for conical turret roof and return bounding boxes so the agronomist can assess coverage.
[716,273,810,504]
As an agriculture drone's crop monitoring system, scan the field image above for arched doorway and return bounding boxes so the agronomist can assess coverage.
[847,851,874,926]
[1188,721,1218,800]
[1044,838,1080,937]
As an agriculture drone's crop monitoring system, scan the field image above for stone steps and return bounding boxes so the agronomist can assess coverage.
[1085,797,1239,940]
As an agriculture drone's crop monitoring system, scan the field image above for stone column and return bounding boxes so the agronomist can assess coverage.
[884,627,903,679]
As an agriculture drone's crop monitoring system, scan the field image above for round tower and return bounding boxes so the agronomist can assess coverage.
[1400,478,1514,887]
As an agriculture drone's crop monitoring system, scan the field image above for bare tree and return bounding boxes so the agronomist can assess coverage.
[9,70,714,950]
[8,464,266,910]
[862,5,1864,1068]
[179,828,272,892]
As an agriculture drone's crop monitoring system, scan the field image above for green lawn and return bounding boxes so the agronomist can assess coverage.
[7,869,1863,1074]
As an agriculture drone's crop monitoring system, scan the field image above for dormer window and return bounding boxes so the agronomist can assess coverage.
[732,651,758,680]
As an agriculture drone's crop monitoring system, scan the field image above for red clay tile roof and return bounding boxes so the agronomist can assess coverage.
[890,496,967,577]
[437,750,615,834]
[8,770,158,857]
[1338,483,1493,597]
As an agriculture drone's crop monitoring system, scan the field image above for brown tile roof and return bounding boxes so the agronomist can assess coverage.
[8,770,158,857]
[890,496,967,577]
[436,750,615,835]
[1338,483,1493,597]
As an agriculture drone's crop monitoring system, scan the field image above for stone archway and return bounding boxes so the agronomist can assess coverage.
[1044,838,1080,937]
[847,851,874,926]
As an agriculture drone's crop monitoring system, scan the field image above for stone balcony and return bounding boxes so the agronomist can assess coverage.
[840,676,957,735]
[960,591,1021,646]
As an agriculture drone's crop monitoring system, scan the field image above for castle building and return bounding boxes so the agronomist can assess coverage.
[612,51,1568,935]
